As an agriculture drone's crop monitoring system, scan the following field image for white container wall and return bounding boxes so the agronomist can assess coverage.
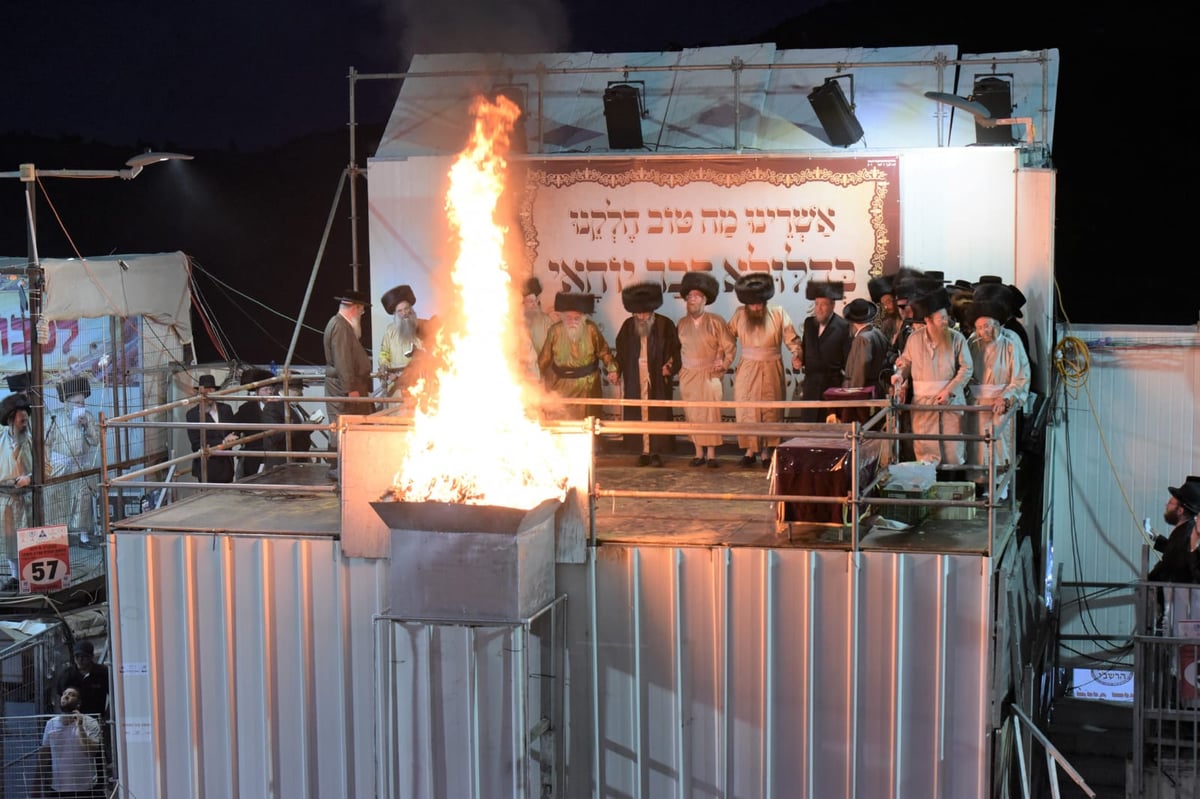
[575,544,993,798]
[109,533,387,799]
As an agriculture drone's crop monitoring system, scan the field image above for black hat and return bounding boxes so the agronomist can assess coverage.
[621,282,663,313]
[553,292,596,314]
[335,289,370,308]
[0,393,30,426]
[909,287,951,321]
[843,298,878,324]
[679,272,719,305]
[923,270,946,284]
[240,367,274,386]
[522,277,543,297]
[734,273,774,304]
[975,275,1004,286]
[56,376,91,402]
[197,374,218,389]
[892,267,926,301]
[971,284,1016,320]
[805,280,845,301]
[73,640,94,657]
[1007,284,1027,318]
[5,373,30,394]
[381,285,416,315]
[867,275,894,303]
[963,299,1011,330]
[1169,476,1200,515]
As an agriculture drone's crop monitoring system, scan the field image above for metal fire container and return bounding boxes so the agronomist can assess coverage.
[374,497,560,622]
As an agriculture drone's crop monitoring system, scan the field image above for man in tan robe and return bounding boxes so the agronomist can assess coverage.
[727,273,802,468]
[675,272,734,467]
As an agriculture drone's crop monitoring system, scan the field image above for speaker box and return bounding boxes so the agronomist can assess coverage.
[972,77,1015,145]
[603,85,644,150]
[807,79,863,146]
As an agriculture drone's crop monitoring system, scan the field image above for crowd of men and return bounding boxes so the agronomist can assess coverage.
[526,267,1032,483]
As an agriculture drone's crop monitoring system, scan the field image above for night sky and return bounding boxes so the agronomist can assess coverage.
[0,1,1192,365]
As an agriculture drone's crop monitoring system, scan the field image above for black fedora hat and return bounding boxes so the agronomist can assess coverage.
[843,298,878,324]
[1169,476,1200,515]
[335,289,371,307]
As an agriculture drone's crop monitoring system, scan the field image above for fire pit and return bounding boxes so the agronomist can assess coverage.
[374,497,560,622]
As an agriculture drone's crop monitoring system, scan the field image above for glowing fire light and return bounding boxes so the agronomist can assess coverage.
[391,95,572,507]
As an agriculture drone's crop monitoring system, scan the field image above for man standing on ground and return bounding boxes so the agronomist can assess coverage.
[676,272,734,468]
[727,273,802,468]
[0,392,31,591]
[37,686,103,798]
[323,289,374,443]
[796,280,850,422]
[613,282,681,467]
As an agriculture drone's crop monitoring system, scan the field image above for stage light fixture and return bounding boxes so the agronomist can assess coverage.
[971,75,1015,145]
[807,75,864,147]
[603,81,646,150]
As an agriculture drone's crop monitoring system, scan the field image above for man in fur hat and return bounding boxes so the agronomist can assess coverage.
[890,287,973,465]
[868,275,900,347]
[323,289,375,442]
[796,280,851,422]
[538,292,618,420]
[519,277,558,384]
[1149,476,1200,583]
[0,392,31,590]
[676,272,734,467]
[727,273,802,467]
[613,282,681,466]
[186,375,238,483]
[45,377,100,544]
[965,291,1030,499]
[377,284,427,397]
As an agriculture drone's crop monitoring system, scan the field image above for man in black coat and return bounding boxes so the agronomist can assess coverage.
[1149,476,1200,583]
[613,282,681,466]
[796,280,851,422]
[185,374,237,483]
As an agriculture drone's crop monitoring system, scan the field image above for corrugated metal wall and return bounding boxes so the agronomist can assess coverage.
[574,544,992,799]
[110,533,387,799]
[1049,324,1200,652]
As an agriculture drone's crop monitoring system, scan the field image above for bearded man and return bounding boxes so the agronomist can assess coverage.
[965,286,1030,499]
[378,284,426,396]
[0,392,31,591]
[890,287,973,465]
[676,272,734,467]
[537,292,618,420]
[727,273,802,468]
[323,289,374,443]
[796,280,850,422]
[613,282,681,466]
[868,275,900,346]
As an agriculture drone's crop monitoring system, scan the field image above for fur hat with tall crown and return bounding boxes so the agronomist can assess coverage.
[867,275,894,303]
[554,292,596,314]
[679,272,719,305]
[0,393,30,426]
[522,277,543,298]
[621,282,663,313]
[734,273,774,304]
[909,287,951,321]
[805,280,845,301]
[381,285,416,315]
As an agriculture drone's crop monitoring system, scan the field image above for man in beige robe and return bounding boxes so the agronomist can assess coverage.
[675,272,735,467]
[727,273,802,468]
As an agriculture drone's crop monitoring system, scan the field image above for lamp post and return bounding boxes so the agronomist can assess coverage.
[0,151,192,525]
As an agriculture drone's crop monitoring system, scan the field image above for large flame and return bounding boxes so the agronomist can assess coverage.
[391,95,572,507]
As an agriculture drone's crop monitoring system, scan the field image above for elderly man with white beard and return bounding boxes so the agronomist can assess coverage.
[537,292,618,421]
[890,287,973,466]
[727,273,803,468]
[965,286,1030,499]
[0,392,32,591]
[378,284,427,397]
[323,289,374,453]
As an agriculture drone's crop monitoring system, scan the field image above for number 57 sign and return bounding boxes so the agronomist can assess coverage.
[17,525,71,593]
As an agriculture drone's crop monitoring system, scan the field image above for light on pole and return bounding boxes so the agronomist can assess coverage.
[1,151,192,525]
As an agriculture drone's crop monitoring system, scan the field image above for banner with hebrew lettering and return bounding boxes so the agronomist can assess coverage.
[517,156,899,333]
